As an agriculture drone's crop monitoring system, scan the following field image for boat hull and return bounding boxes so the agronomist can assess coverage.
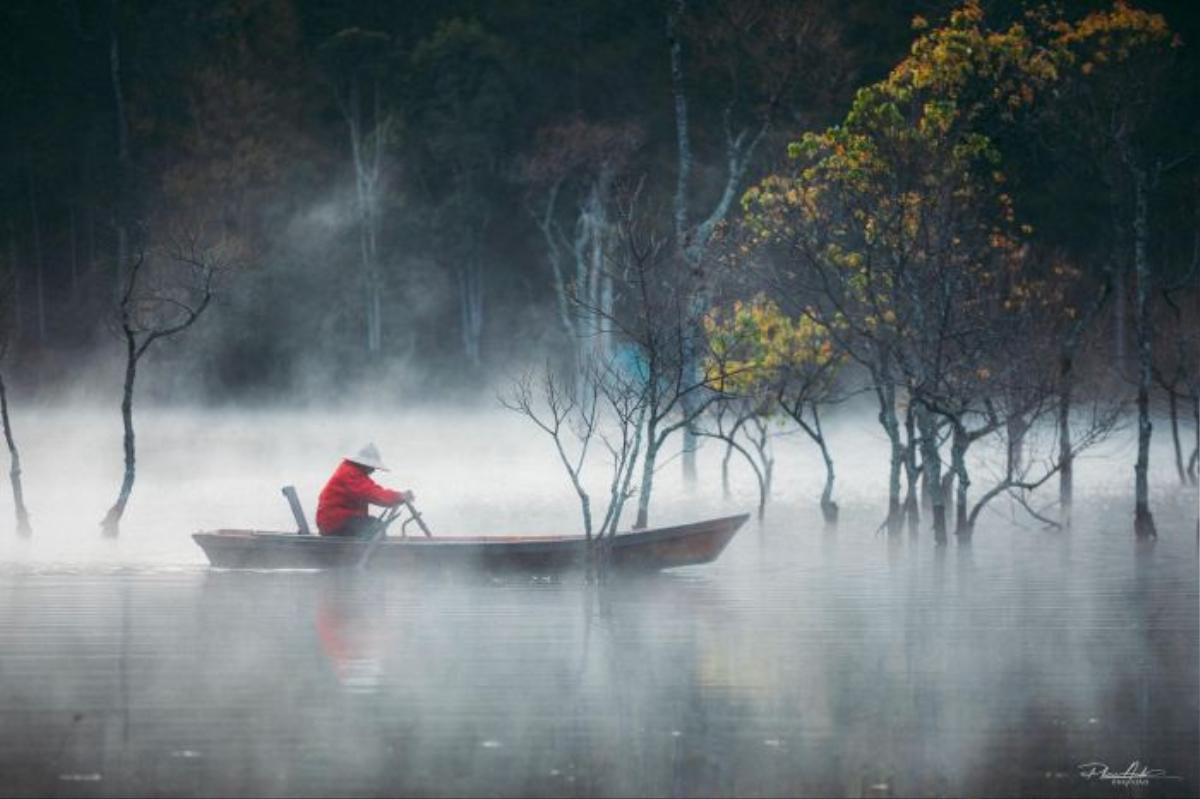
[192,513,749,573]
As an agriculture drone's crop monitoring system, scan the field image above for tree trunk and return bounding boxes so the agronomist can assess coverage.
[916,404,947,544]
[1167,389,1186,484]
[763,453,774,500]
[941,470,955,528]
[583,180,610,359]
[667,0,690,245]
[817,439,838,528]
[681,393,699,484]
[346,75,386,357]
[666,0,699,486]
[1189,392,1199,486]
[721,438,733,498]
[634,437,658,530]
[902,403,920,535]
[1130,166,1156,539]
[1108,176,1128,366]
[919,439,933,513]
[875,380,903,534]
[812,405,838,528]
[1007,415,1027,477]
[951,422,970,539]
[752,417,774,499]
[0,368,31,538]
[458,256,484,367]
[1058,350,1074,527]
[102,336,137,537]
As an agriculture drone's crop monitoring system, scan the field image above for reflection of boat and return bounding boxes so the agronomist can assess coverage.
[193,513,749,572]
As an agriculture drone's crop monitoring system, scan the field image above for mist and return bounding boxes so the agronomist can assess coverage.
[0,400,1196,797]
[0,399,1193,563]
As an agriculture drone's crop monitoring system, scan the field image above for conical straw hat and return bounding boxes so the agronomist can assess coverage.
[345,442,389,471]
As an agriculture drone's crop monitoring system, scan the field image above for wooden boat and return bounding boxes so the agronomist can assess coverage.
[192,513,749,572]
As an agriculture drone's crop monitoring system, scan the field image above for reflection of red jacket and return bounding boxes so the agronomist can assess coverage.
[316,460,401,534]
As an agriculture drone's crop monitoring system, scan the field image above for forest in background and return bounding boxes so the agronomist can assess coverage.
[2,0,1187,397]
[0,0,1196,539]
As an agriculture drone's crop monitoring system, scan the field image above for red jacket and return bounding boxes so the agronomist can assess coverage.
[316,460,402,535]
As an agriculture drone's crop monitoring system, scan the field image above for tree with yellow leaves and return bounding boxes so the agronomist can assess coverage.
[736,2,1141,542]
[740,1,1061,541]
[705,296,845,525]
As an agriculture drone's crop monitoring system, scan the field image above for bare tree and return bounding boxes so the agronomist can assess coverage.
[580,185,729,529]
[957,389,1121,536]
[1054,266,1113,527]
[318,28,394,356]
[502,357,646,551]
[697,393,775,520]
[1153,282,1199,487]
[100,230,228,537]
[0,265,30,537]
[524,118,643,388]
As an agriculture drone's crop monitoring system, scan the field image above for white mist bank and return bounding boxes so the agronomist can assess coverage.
[0,402,1193,566]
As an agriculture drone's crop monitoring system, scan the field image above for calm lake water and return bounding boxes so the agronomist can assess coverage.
[0,499,1195,798]
[0,409,1196,797]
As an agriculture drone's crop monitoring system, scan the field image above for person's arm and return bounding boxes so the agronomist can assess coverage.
[346,470,403,507]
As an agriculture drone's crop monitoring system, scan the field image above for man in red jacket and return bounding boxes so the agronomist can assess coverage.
[316,443,414,537]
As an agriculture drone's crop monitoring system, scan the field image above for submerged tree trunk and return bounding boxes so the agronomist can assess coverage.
[749,415,774,502]
[950,421,970,539]
[716,432,769,520]
[787,401,839,528]
[101,335,137,537]
[875,378,903,534]
[0,368,31,537]
[634,434,658,530]
[667,0,698,486]
[810,405,838,528]
[902,403,920,535]
[1167,389,1186,484]
[1130,166,1156,539]
[1058,350,1074,527]
[916,404,947,544]
[1189,393,1199,485]
[721,438,734,498]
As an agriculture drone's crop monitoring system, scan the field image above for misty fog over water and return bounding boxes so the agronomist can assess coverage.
[0,405,1194,797]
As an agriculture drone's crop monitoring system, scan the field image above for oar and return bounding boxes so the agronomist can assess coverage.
[357,499,432,570]
[356,504,401,571]
[400,499,433,538]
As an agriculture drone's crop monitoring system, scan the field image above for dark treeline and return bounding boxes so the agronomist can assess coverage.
[0,0,1196,540]
[0,0,936,397]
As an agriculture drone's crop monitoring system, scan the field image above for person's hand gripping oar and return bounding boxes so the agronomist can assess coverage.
[357,491,431,570]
